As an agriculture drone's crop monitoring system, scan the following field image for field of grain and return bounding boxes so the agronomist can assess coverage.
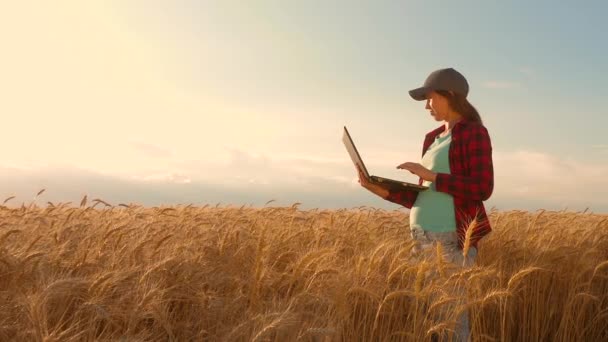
[0,195,607,341]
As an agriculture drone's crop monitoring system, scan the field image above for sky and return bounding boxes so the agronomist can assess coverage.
[1,0,607,212]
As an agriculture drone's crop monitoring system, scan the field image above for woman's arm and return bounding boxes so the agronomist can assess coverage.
[357,165,390,198]
[434,125,494,201]
[384,188,419,209]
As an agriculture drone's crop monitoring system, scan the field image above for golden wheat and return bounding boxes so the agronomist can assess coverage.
[0,200,605,341]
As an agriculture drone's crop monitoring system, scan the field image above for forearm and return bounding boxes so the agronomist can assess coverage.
[434,172,493,201]
[384,188,418,209]
[367,184,390,199]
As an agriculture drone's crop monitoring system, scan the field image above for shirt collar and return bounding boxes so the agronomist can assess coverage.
[427,118,470,138]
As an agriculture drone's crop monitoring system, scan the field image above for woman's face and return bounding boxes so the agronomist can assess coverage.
[425,91,451,121]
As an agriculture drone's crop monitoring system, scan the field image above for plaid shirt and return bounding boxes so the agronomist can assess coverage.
[385,119,494,249]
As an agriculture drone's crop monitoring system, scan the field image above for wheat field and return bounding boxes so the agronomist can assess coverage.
[0,193,607,341]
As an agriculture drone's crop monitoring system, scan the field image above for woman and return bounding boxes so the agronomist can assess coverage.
[357,67,494,341]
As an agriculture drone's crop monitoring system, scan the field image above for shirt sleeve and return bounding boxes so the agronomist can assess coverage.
[434,125,494,201]
[385,188,419,209]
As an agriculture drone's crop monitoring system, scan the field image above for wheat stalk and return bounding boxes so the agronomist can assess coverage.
[462,217,478,266]
[415,261,429,294]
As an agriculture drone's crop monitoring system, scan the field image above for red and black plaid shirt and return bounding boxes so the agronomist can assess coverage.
[385,119,494,249]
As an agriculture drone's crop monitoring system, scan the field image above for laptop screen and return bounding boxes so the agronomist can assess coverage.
[342,126,371,180]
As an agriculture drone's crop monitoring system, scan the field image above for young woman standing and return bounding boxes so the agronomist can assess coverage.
[358,67,494,341]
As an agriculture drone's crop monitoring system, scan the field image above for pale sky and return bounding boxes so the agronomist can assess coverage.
[1,1,607,212]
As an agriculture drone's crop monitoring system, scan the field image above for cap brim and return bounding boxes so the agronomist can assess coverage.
[408,87,429,101]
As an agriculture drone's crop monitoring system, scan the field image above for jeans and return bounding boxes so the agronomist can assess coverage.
[409,226,477,342]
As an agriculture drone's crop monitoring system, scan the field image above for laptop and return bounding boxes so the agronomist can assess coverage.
[342,126,428,192]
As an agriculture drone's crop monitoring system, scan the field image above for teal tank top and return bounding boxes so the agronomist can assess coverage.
[409,132,456,232]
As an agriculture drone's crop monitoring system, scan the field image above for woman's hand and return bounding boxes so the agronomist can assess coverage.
[397,162,437,182]
[357,165,390,199]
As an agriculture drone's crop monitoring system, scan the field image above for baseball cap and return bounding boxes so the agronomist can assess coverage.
[409,67,469,101]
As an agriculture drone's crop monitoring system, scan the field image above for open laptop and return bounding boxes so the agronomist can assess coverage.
[342,126,428,192]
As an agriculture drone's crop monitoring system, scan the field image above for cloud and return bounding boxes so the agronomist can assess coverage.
[482,81,521,89]
[189,147,608,212]
[492,149,608,211]
[171,148,359,192]
[0,163,372,210]
[1,147,607,213]
[130,172,191,184]
[130,141,174,158]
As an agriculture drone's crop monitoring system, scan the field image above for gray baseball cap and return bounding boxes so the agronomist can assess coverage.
[409,67,469,101]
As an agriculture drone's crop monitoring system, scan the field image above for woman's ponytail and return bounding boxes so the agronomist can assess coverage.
[436,90,482,124]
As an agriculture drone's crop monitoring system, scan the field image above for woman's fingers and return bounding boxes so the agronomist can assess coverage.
[397,162,419,174]
[357,167,371,188]
[356,166,365,185]
[397,162,413,170]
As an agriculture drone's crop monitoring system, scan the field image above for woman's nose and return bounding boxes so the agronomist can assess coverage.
[425,100,431,109]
